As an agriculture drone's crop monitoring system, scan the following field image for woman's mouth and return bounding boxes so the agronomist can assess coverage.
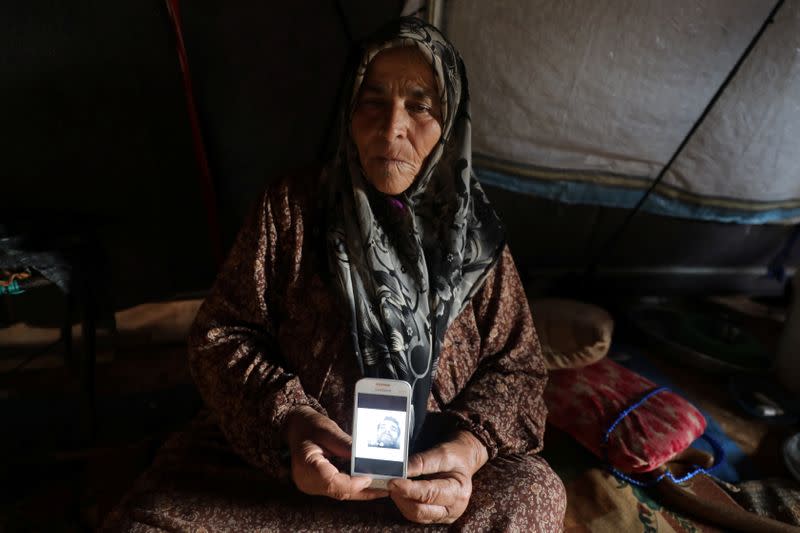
[376,156,405,164]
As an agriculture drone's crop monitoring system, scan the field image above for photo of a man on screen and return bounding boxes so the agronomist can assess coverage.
[367,416,401,449]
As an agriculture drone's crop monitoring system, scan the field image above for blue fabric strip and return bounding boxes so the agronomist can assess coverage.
[476,167,800,225]
[607,434,727,487]
[615,345,758,484]
[602,386,726,487]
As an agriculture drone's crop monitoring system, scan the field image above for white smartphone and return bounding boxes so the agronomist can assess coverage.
[351,377,413,488]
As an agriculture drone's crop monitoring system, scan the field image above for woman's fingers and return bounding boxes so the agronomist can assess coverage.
[353,486,392,500]
[389,473,471,524]
[406,446,449,478]
[390,433,482,524]
[324,473,387,501]
[290,409,353,458]
[294,442,387,500]
[390,477,457,504]
[391,492,452,524]
[407,431,488,479]
[288,411,389,501]
[315,467,388,501]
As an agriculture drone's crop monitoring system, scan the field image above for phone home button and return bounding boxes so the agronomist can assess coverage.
[370,478,389,489]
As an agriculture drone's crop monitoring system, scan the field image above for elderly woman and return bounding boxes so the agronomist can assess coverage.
[106,18,565,532]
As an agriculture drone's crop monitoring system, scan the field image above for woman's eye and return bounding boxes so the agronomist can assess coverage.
[408,103,431,114]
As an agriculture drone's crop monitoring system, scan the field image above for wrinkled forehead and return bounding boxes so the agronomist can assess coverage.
[351,38,448,121]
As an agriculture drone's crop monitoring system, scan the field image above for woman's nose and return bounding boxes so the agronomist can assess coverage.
[380,101,408,140]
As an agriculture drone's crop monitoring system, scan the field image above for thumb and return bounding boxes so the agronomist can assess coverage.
[351,475,374,491]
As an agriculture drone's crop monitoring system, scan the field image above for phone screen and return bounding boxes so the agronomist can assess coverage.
[353,392,408,477]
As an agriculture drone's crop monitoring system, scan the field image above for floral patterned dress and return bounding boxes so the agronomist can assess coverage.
[103,172,567,532]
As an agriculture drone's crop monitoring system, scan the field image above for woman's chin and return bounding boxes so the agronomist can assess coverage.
[365,168,415,196]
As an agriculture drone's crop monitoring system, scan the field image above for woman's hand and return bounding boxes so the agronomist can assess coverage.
[388,430,489,524]
[283,405,388,501]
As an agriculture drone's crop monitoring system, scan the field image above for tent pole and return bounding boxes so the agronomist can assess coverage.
[164,0,224,269]
[585,0,786,279]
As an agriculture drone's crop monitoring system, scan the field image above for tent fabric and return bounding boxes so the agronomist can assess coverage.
[444,0,800,224]
[664,0,800,219]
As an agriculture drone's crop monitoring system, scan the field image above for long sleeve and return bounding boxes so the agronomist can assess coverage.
[442,245,548,460]
[187,188,325,479]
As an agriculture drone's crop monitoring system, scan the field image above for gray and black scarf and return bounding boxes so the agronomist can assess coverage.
[326,17,504,441]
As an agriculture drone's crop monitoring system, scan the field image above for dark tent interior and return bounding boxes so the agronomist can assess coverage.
[2,0,800,530]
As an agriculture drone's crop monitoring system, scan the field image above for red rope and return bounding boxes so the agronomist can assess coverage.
[165,0,224,269]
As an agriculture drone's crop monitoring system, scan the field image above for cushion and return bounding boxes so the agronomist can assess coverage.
[544,357,707,473]
[530,298,613,370]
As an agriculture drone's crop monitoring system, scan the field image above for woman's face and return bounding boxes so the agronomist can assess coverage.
[351,46,443,196]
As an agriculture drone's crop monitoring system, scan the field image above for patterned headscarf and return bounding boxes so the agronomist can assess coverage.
[326,17,504,441]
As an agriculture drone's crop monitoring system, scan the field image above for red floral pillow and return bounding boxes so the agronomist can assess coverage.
[544,358,707,473]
